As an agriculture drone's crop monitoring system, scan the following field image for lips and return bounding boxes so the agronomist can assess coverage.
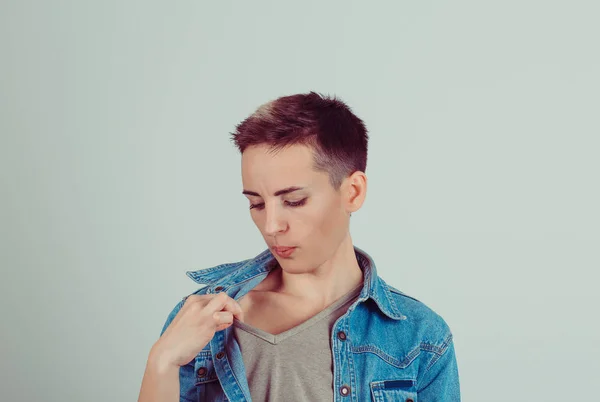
[273,246,295,252]
[272,246,296,257]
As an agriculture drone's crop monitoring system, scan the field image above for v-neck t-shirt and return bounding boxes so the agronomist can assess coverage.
[232,282,363,401]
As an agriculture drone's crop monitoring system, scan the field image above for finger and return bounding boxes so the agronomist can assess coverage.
[213,311,233,326]
[182,294,204,306]
[215,322,232,332]
[204,292,232,312]
[221,298,244,322]
[205,292,244,321]
[233,306,244,323]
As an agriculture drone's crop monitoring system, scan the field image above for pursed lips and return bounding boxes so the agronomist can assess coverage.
[273,246,295,252]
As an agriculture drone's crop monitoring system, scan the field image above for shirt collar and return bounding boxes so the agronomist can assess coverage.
[185,245,405,321]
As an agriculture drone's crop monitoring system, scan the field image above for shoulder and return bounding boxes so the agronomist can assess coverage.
[160,252,271,334]
[159,285,211,335]
[383,279,454,348]
[160,257,252,333]
[185,249,274,285]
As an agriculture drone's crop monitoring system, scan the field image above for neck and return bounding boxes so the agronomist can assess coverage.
[272,235,364,308]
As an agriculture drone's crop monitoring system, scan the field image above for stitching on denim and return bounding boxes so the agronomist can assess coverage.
[195,267,266,290]
[226,266,271,287]
[211,332,249,402]
[222,329,251,402]
[355,247,406,320]
[194,376,218,386]
[188,251,275,288]
[351,344,421,368]
[234,271,268,286]
[186,249,273,281]
[332,327,342,400]
[227,357,249,401]
[370,379,416,390]
[232,249,273,274]
[186,268,235,283]
[420,342,444,356]
[424,333,453,372]
[370,380,416,400]
[352,335,452,371]
[345,320,359,402]
[181,285,209,303]
[381,281,404,318]
[370,382,382,402]
[371,383,384,402]
[188,261,242,275]
[193,351,217,386]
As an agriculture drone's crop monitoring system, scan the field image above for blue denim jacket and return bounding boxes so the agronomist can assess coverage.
[160,246,461,401]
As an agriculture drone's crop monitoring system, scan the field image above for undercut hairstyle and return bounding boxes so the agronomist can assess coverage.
[230,92,369,191]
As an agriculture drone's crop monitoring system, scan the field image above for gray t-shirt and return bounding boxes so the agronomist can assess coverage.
[232,283,363,402]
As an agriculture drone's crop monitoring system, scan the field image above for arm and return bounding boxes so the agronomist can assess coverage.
[137,299,185,402]
[417,335,461,401]
[137,345,181,402]
[137,292,244,402]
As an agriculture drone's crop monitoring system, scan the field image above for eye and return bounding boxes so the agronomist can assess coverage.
[285,198,307,207]
[249,198,307,210]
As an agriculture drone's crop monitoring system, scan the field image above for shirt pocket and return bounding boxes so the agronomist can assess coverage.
[194,351,226,401]
[370,378,417,402]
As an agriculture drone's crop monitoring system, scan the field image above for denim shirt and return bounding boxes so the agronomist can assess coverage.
[160,246,461,401]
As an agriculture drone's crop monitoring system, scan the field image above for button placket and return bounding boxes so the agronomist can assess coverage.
[334,320,351,400]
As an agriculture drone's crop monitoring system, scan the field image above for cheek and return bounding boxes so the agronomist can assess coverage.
[319,210,346,237]
[305,202,347,238]
[249,212,265,232]
[249,212,258,225]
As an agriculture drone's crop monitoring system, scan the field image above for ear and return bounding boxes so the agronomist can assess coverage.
[344,171,367,214]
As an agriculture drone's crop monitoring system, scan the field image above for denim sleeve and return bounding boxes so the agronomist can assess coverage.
[417,334,461,401]
[159,298,197,402]
[160,298,184,336]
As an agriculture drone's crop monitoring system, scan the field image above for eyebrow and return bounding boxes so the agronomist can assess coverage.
[242,186,305,197]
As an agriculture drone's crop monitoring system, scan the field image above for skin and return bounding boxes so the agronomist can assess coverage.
[239,143,368,333]
[138,291,245,402]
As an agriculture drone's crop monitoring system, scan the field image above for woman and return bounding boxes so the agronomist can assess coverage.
[138,92,460,401]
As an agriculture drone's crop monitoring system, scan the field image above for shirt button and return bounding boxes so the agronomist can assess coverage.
[216,351,225,359]
[406,399,414,402]
[337,331,347,341]
[339,385,351,396]
[214,286,225,292]
[196,367,207,377]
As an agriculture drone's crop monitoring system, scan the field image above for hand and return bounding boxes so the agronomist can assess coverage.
[151,292,244,368]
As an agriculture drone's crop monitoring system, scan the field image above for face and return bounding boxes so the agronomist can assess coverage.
[241,143,364,273]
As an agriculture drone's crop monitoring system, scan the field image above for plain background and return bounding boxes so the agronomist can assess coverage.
[1,1,599,401]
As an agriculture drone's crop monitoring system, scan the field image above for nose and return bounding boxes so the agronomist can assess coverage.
[264,204,287,236]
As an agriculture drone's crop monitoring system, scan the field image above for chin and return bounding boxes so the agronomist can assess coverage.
[277,259,318,274]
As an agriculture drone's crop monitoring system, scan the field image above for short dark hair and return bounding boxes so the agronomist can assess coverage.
[230,92,369,190]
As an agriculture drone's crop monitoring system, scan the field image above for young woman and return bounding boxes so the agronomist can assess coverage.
[138,92,461,401]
